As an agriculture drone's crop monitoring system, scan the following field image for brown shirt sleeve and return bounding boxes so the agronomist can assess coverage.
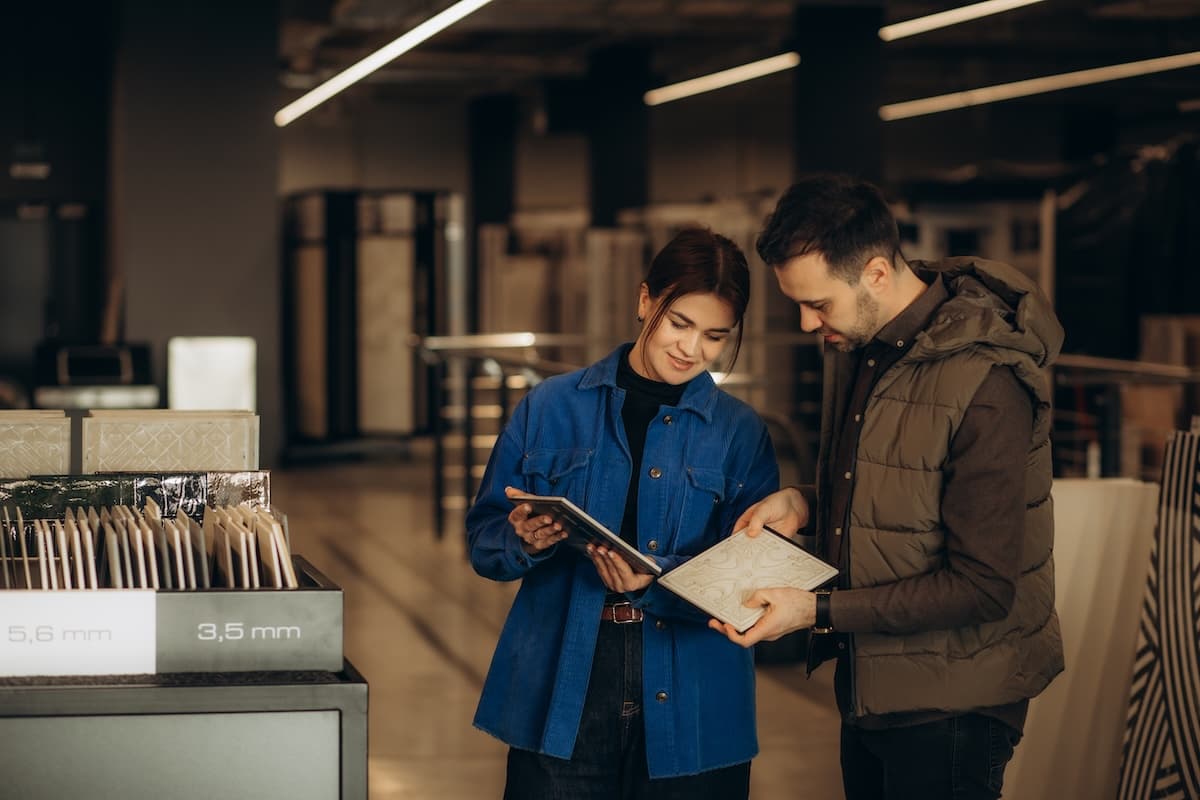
[829,365,1034,633]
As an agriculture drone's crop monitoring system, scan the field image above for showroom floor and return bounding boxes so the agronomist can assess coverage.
[273,450,844,800]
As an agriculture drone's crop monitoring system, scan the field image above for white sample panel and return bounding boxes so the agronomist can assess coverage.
[168,336,257,412]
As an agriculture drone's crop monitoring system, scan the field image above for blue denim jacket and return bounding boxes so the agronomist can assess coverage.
[468,345,779,778]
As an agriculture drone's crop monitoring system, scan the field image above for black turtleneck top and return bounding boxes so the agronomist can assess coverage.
[616,349,687,545]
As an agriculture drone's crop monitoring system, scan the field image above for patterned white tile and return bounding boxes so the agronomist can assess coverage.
[0,419,71,478]
[82,415,259,473]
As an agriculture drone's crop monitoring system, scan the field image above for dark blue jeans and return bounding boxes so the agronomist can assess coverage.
[841,713,1021,800]
[503,618,750,800]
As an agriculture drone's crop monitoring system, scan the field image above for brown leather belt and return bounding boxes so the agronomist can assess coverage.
[601,602,643,623]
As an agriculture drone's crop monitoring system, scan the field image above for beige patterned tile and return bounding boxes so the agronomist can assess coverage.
[82,414,258,473]
[0,418,70,477]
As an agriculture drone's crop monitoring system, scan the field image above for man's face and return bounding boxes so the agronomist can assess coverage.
[773,252,881,352]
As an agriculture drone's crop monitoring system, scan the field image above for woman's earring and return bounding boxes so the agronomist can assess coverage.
[636,315,644,323]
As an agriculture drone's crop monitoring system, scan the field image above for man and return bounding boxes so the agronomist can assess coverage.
[711,173,1064,799]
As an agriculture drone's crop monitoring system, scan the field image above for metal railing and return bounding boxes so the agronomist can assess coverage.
[415,335,1200,536]
[415,334,588,538]
[415,332,819,538]
[1053,354,1200,481]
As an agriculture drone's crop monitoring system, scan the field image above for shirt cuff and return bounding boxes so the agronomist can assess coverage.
[828,588,873,632]
[508,536,555,571]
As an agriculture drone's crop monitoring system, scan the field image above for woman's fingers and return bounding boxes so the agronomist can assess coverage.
[587,545,618,590]
[533,523,564,548]
[510,512,563,552]
[506,504,531,529]
[587,545,654,592]
[605,549,654,592]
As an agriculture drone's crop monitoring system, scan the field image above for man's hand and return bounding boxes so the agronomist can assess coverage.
[504,486,566,554]
[588,545,655,593]
[708,587,816,647]
[733,487,810,538]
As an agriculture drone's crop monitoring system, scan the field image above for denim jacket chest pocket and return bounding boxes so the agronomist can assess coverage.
[521,448,594,500]
[678,466,738,551]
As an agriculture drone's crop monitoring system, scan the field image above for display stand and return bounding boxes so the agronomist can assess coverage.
[0,661,367,800]
[0,468,367,797]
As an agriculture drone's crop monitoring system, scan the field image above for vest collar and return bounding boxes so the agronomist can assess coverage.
[872,268,947,354]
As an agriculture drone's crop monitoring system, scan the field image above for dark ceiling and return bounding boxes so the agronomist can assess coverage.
[279,0,1200,119]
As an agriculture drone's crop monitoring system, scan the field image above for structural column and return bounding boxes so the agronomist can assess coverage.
[791,3,885,182]
[587,45,652,227]
[468,93,518,333]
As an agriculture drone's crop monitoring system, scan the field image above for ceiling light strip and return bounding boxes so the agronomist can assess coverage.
[880,50,1200,121]
[643,52,801,107]
[879,0,1045,42]
[274,0,496,127]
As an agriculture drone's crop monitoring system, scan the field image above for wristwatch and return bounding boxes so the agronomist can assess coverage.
[812,589,834,634]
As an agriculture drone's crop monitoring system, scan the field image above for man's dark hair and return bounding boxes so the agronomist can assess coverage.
[756,173,901,283]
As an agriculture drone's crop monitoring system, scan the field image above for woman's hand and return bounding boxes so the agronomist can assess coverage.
[504,486,566,554]
[587,544,655,593]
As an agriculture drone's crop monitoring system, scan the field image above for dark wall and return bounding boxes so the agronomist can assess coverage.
[0,2,112,387]
[1049,138,1197,477]
[1056,138,1200,359]
[0,3,111,206]
[112,0,282,464]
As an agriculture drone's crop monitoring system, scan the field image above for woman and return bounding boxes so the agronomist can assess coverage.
[467,227,779,799]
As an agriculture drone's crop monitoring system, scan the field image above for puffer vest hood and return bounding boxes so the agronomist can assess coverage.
[825,257,1065,716]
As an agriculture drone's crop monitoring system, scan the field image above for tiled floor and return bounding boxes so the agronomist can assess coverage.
[273,452,844,800]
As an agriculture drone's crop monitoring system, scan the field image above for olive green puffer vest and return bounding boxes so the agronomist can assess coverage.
[827,257,1065,716]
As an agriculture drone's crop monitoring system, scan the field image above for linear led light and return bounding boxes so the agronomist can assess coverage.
[879,0,1045,42]
[274,0,496,127]
[880,50,1200,121]
[643,52,801,106]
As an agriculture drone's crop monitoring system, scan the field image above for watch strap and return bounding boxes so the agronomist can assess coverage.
[813,589,834,634]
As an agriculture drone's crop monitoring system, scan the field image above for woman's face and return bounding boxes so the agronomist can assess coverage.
[629,286,737,385]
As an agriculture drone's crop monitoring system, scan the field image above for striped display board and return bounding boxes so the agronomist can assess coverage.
[1119,430,1200,799]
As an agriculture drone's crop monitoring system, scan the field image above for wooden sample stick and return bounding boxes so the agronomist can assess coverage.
[103,521,123,589]
[54,520,72,590]
[17,508,33,589]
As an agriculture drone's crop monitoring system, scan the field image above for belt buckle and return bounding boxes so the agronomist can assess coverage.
[608,601,641,624]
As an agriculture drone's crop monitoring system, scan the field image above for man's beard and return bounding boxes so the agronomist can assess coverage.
[824,286,880,352]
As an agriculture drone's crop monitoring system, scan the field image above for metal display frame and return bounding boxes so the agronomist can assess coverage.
[0,659,368,799]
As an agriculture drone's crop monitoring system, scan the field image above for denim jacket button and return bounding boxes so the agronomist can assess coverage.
[648,539,658,551]
[655,620,667,631]
[648,467,662,479]
[656,691,669,703]
[663,415,673,425]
